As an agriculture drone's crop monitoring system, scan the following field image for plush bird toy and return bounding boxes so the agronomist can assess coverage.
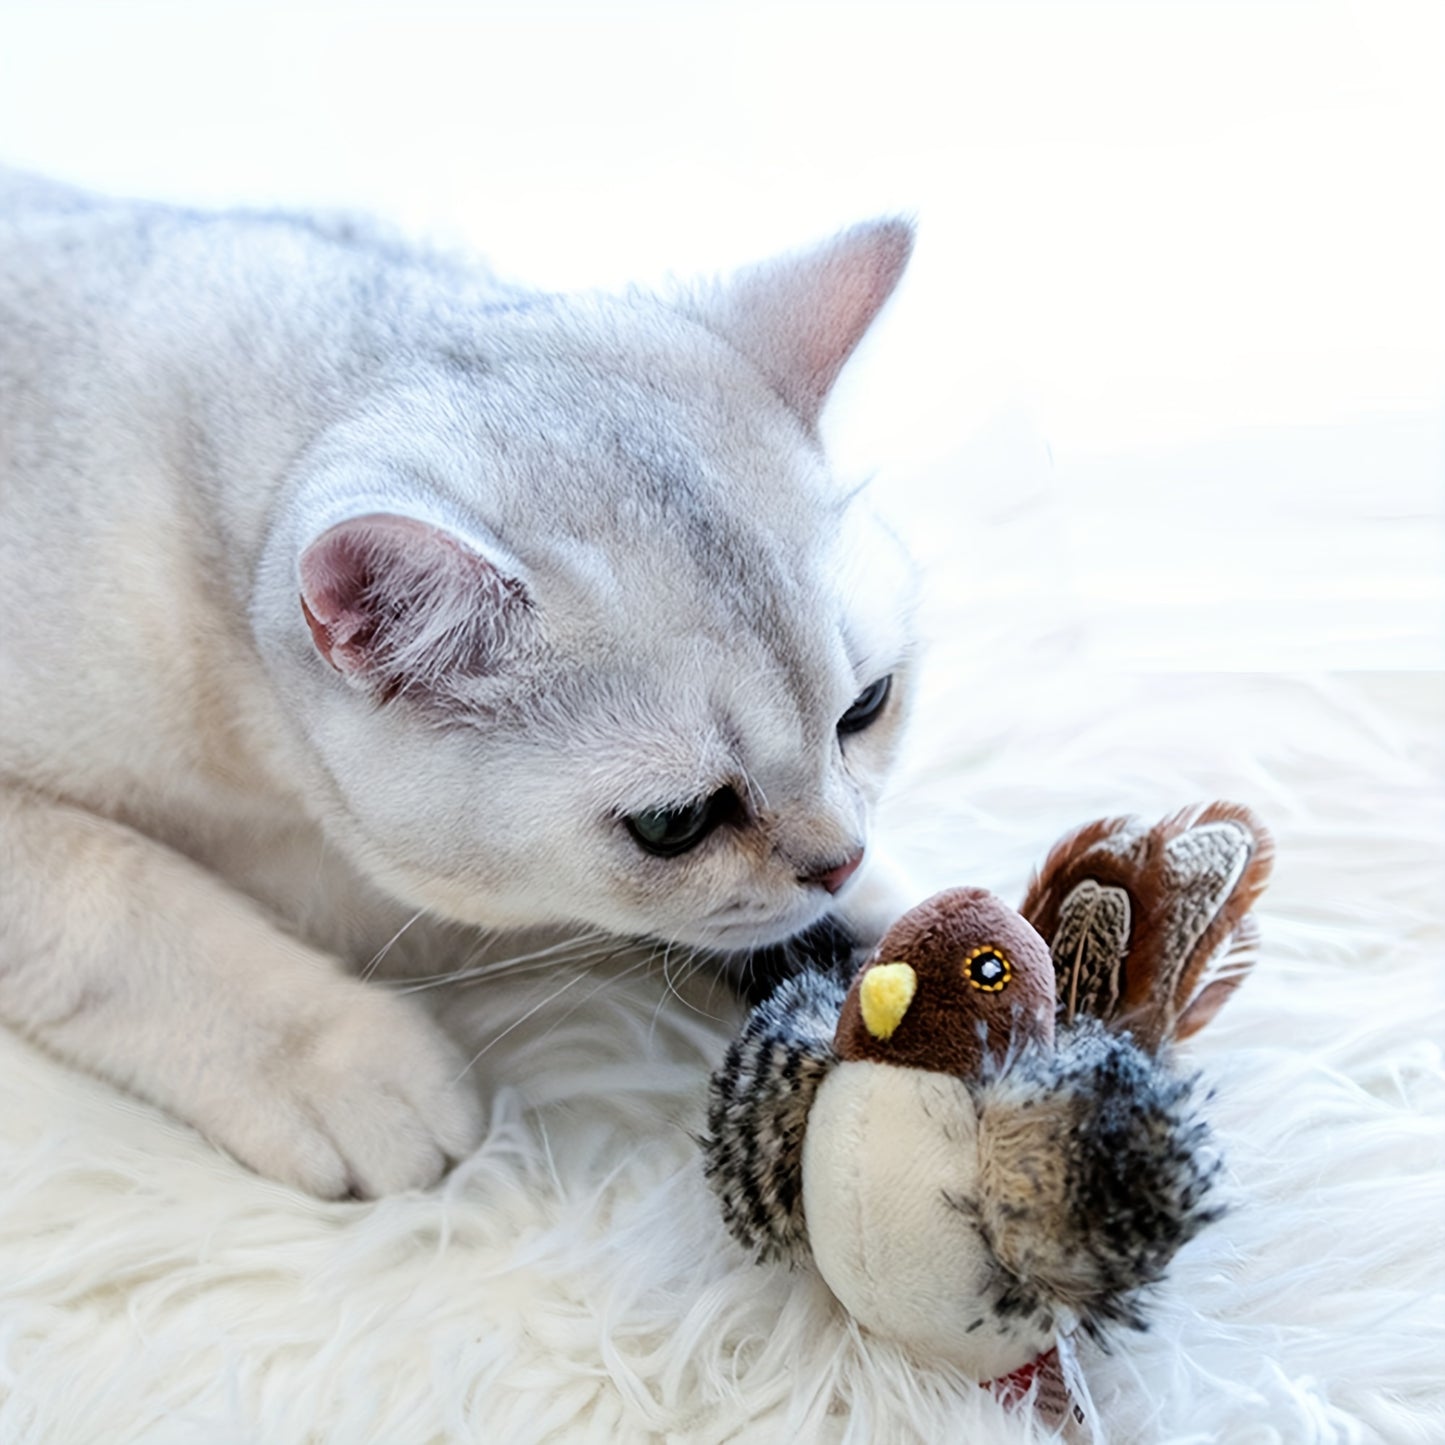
[702,803,1273,1429]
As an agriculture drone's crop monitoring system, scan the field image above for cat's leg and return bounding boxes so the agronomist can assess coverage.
[0,783,484,1197]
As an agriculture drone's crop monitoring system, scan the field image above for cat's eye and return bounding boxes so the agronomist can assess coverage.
[838,675,893,735]
[625,789,736,858]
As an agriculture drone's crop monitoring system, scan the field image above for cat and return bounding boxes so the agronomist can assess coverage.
[0,169,918,1198]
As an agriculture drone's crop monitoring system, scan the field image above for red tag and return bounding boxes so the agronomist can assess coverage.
[985,1349,1049,1408]
[984,1346,1079,1427]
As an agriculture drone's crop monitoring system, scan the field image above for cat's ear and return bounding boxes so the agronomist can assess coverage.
[298,513,531,704]
[691,218,914,427]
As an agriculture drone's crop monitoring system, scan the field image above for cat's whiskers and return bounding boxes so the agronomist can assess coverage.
[359,909,427,982]
[838,472,877,509]
[539,949,657,1043]
[391,929,613,994]
[455,932,624,985]
[652,938,688,1039]
[450,930,735,1069]
[450,941,640,1081]
[653,941,732,1028]
[739,768,771,817]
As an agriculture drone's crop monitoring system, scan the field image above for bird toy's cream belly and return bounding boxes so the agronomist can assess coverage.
[801,1060,1055,1380]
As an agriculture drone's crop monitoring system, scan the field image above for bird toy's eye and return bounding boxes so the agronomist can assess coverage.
[963,946,1012,992]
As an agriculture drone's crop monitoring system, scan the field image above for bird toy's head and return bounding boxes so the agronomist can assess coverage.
[835,887,1056,1074]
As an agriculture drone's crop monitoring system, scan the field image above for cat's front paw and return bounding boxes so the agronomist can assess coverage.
[208,989,485,1199]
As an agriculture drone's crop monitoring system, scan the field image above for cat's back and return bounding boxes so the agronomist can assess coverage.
[0,166,112,228]
[0,168,444,378]
[0,165,132,235]
[1,170,151,386]
[1,171,224,555]
[0,170,483,532]
[0,173,400,822]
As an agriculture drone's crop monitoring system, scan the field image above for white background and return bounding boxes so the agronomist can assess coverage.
[0,17,1441,1440]
[3,0,1441,669]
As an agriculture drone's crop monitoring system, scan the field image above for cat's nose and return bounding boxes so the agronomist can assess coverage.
[804,848,865,896]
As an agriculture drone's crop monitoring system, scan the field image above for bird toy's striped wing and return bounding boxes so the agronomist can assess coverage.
[701,969,847,1264]
[1020,802,1274,1051]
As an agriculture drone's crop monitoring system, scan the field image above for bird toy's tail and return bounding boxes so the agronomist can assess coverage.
[1019,802,1274,1052]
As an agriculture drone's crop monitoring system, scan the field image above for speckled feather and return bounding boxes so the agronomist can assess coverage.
[701,969,847,1263]
[966,1019,1223,1342]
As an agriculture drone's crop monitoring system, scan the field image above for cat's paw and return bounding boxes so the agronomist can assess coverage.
[210,989,485,1199]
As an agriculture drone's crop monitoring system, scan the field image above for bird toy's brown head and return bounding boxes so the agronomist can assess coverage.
[834,887,1056,1076]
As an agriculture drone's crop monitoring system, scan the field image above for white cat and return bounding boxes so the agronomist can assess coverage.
[0,170,918,1198]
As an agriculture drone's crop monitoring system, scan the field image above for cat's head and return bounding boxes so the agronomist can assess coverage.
[263,220,916,954]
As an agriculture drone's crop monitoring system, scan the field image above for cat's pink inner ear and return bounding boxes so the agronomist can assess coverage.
[700,218,914,426]
[298,513,526,697]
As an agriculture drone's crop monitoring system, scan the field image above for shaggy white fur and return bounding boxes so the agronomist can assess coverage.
[1,436,1441,1444]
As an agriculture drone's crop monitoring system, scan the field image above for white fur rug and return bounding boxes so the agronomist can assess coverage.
[1,445,1441,1444]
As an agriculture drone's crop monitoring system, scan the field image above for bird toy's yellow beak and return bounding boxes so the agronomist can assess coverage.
[860,961,917,1041]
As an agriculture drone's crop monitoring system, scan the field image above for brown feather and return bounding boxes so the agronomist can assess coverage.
[1020,802,1274,1051]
